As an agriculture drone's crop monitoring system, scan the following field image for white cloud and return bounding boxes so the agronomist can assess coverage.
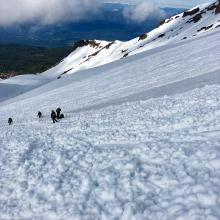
[105,0,210,8]
[0,0,100,27]
[123,0,165,23]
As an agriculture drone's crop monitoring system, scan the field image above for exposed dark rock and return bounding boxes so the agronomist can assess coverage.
[183,7,200,17]
[157,18,173,28]
[182,37,187,40]
[105,41,115,49]
[121,49,128,53]
[72,40,90,49]
[59,68,73,78]
[187,12,203,23]
[81,41,115,64]
[72,40,101,51]
[197,24,213,32]
[186,2,219,24]
[207,3,217,11]
[88,41,101,48]
[123,53,129,58]
[158,19,166,27]
[216,24,220,28]
[167,18,173,23]
[215,0,220,14]
[158,34,165,38]
[88,51,99,59]
[138,33,148,41]
[204,1,220,14]
[63,68,73,74]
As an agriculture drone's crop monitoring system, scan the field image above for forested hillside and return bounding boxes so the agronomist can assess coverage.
[0,45,73,78]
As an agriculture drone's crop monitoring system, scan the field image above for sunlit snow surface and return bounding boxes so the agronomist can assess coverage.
[0,84,220,219]
[0,2,220,219]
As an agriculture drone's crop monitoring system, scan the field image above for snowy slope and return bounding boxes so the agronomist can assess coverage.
[42,0,220,78]
[0,1,220,219]
[1,0,220,102]
[0,22,220,220]
[1,29,219,109]
[1,84,220,220]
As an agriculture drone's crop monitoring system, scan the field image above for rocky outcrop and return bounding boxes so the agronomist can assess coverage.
[215,0,220,14]
[158,34,165,38]
[183,8,200,17]
[188,13,203,23]
[123,53,129,58]
[105,41,115,49]
[197,24,213,32]
[138,33,148,41]
[72,40,101,51]
[157,18,174,28]
[81,41,115,64]
[186,1,220,24]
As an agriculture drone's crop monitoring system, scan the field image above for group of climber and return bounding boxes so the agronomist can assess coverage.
[50,108,64,123]
[38,108,65,123]
[8,108,65,125]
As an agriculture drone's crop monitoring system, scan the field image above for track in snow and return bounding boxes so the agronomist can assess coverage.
[0,84,220,219]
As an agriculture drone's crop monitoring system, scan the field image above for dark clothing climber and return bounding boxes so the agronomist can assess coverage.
[56,108,61,119]
[38,111,42,118]
[8,118,13,125]
[51,110,58,123]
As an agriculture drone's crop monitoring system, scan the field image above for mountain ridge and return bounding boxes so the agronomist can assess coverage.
[42,0,220,79]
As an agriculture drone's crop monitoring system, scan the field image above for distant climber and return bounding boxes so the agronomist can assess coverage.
[56,108,61,119]
[38,111,42,118]
[51,110,58,123]
[8,118,13,125]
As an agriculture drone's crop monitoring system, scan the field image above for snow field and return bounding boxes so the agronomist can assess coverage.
[1,84,220,219]
[1,29,220,111]
[0,2,220,218]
